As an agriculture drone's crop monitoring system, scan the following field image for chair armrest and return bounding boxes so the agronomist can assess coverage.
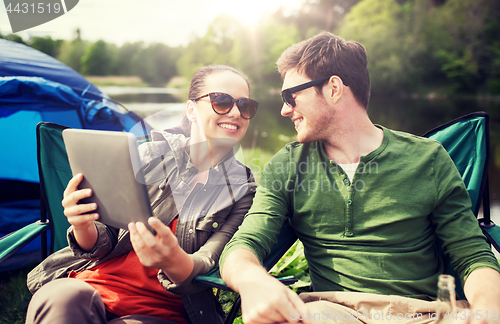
[193,268,231,291]
[193,267,298,291]
[0,221,49,264]
[480,220,500,254]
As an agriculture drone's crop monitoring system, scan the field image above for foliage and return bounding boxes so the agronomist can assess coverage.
[4,0,500,95]
[424,0,490,92]
[269,240,311,293]
[1,33,26,44]
[337,0,407,94]
[336,0,500,94]
[57,38,89,73]
[236,147,275,183]
[81,40,114,75]
[0,265,36,324]
[217,289,241,319]
[176,15,301,92]
[29,36,63,58]
[132,43,182,86]
[113,42,144,76]
[55,32,181,85]
[273,0,362,38]
[253,20,301,87]
[177,15,244,80]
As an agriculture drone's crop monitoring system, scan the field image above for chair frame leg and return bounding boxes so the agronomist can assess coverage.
[225,296,241,324]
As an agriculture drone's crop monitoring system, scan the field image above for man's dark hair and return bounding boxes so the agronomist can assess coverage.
[277,31,371,109]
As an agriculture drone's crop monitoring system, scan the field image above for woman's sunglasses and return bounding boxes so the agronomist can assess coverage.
[194,92,259,120]
[281,75,348,108]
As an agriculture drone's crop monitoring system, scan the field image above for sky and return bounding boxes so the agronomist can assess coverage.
[0,0,306,47]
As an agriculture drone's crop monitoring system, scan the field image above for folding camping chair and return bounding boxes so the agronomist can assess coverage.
[196,111,500,322]
[424,112,500,254]
[423,111,500,298]
[0,122,71,265]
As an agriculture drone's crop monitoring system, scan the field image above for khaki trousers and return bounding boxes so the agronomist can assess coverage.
[298,291,470,324]
[26,278,179,324]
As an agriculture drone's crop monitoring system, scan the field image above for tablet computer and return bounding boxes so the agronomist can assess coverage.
[62,128,153,231]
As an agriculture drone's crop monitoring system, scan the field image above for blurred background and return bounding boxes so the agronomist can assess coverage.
[1,1,500,321]
[2,0,500,224]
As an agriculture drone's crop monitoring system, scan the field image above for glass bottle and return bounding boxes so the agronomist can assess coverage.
[437,274,457,323]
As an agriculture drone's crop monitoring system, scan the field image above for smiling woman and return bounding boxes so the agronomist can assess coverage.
[24,65,259,324]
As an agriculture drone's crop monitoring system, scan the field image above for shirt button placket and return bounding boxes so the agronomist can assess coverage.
[345,197,354,236]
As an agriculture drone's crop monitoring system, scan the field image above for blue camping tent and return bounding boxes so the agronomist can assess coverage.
[0,39,150,269]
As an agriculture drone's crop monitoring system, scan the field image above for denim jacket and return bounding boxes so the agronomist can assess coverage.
[27,130,256,324]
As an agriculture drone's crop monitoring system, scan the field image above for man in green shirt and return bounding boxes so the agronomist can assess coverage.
[219,32,500,324]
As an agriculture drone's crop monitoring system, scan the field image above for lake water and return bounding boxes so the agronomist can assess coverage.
[102,87,500,250]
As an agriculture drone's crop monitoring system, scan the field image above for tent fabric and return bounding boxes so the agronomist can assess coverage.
[0,76,129,183]
[0,39,150,267]
[0,39,149,184]
[0,76,125,130]
[0,38,103,100]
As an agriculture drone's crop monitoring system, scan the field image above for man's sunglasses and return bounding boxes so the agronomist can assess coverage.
[194,92,259,120]
[281,75,348,107]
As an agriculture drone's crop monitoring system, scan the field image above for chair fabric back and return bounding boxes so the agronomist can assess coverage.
[36,122,72,253]
[423,111,491,300]
[423,112,489,217]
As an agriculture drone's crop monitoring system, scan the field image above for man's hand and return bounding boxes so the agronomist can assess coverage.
[129,217,194,283]
[239,273,310,324]
[222,249,311,324]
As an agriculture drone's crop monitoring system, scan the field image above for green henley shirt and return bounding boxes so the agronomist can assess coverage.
[221,126,500,300]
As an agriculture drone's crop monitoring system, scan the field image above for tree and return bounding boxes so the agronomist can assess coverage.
[57,30,88,73]
[177,15,244,80]
[177,14,300,92]
[132,43,181,85]
[114,42,144,75]
[2,34,26,44]
[253,20,301,87]
[482,0,500,93]
[273,0,362,38]
[337,0,408,94]
[29,36,63,58]
[81,40,113,76]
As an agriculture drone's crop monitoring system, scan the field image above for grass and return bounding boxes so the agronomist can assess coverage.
[0,264,37,324]
[85,75,148,87]
[236,147,276,184]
